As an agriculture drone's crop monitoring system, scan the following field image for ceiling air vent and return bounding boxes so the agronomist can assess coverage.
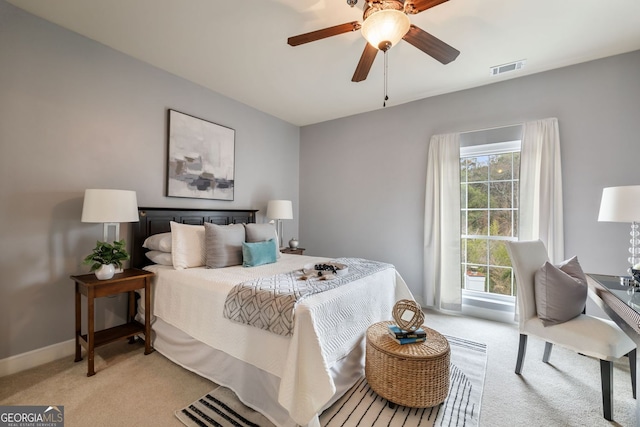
[490,60,526,76]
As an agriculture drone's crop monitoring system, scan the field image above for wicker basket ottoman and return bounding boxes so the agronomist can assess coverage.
[365,321,450,408]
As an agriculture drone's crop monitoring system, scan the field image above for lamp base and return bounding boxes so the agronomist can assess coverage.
[103,222,120,243]
[628,221,639,267]
[276,219,284,249]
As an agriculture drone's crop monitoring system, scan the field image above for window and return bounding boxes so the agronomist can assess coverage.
[460,141,521,299]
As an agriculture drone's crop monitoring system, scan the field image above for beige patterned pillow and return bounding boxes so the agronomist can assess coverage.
[204,223,245,268]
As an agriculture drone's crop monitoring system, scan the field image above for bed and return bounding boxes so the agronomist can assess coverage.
[131,207,413,427]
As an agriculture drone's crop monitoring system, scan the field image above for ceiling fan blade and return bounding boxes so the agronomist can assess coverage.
[403,25,460,64]
[404,0,449,14]
[288,21,361,46]
[352,43,378,82]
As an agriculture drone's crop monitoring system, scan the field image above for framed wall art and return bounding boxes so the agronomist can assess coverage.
[166,110,235,201]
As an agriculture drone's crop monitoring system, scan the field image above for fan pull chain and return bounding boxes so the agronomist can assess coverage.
[383,50,389,107]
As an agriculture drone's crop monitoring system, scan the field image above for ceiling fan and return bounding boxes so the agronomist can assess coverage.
[287,0,460,83]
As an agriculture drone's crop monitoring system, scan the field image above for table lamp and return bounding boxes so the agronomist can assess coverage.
[598,185,640,269]
[266,200,293,248]
[81,188,139,243]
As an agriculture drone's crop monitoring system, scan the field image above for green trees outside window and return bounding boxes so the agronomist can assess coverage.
[461,150,520,296]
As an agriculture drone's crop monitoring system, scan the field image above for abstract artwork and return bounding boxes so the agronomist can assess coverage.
[167,110,235,201]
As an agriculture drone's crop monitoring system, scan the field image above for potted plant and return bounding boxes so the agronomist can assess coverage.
[83,240,130,280]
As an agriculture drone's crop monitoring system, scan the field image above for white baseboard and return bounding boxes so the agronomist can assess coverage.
[0,339,75,377]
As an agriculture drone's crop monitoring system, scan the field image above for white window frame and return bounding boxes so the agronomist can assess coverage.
[460,140,521,317]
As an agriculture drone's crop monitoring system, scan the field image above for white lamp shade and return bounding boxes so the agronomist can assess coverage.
[81,189,139,223]
[361,9,410,50]
[598,185,640,222]
[266,200,293,220]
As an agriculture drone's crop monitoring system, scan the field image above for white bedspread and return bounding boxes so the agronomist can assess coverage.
[144,254,413,426]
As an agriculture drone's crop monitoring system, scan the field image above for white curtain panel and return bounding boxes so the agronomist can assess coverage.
[424,133,461,310]
[519,118,565,263]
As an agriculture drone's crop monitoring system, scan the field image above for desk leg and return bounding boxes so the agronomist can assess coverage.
[144,277,153,355]
[587,276,640,425]
[74,282,82,363]
[87,290,95,377]
[633,352,640,426]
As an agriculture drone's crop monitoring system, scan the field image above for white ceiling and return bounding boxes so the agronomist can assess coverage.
[9,0,640,126]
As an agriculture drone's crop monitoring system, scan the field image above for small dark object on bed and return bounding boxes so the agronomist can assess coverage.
[315,263,338,274]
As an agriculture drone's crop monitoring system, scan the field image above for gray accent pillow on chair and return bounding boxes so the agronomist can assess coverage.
[534,256,588,327]
[204,223,245,268]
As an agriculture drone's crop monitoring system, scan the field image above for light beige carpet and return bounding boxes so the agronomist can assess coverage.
[0,340,214,427]
[0,309,635,426]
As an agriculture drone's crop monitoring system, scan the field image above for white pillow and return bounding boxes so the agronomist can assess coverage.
[145,250,173,266]
[142,232,172,253]
[170,222,206,270]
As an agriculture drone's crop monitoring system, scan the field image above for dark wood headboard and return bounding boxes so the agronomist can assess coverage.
[131,207,258,269]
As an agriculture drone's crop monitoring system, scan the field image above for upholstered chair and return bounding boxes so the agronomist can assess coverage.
[506,240,636,421]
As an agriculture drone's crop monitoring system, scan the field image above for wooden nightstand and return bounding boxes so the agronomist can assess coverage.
[71,268,154,376]
[280,247,305,255]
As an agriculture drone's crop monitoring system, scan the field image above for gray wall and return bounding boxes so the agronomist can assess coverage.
[2,0,639,361]
[0,2,299,359]
[300,50,640,303]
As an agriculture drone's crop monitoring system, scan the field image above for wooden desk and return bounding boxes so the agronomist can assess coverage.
[588,273,640,425]
[71,269,154,376]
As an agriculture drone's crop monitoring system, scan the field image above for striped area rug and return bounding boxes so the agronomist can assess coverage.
[176,335,487,427]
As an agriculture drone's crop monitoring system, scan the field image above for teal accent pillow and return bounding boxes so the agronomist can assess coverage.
[242,239,277,267]
[244,223,281,258]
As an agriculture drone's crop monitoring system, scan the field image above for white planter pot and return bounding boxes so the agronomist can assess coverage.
[95,264,115,280]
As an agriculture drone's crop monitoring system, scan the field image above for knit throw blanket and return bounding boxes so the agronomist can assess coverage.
[223,258,393,337]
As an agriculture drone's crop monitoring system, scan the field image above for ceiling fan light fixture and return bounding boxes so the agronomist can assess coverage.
[361,9,410,51]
